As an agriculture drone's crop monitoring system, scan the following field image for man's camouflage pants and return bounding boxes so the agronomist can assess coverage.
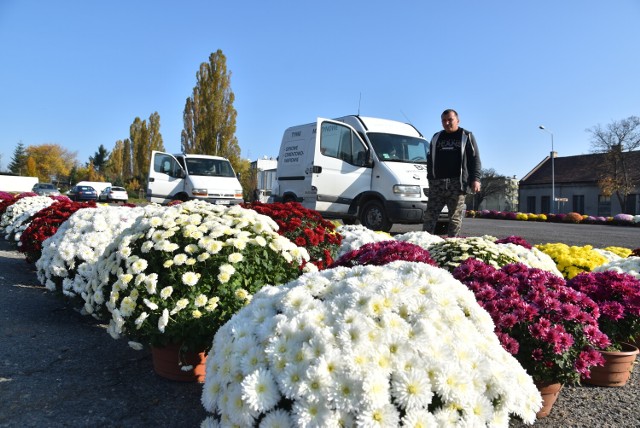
[422,178,466,237]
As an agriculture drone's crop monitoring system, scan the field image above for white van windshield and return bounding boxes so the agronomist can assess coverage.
[185,158,236,177]
[368,133,428,163]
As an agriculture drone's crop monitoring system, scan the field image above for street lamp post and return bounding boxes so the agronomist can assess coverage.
[538,125,555,214]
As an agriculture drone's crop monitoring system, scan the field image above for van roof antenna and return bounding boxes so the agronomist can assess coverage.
[358,92,362,115]
[401,110,412,124]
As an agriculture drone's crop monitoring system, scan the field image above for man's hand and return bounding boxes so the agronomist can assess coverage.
[471,180,481,193]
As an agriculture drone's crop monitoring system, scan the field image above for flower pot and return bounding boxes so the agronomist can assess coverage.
[585,342,639,387]
[151,343,207,383]
[535,382,563,418]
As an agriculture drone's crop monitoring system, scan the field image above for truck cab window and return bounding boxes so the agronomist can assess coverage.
[320,122,367,166]
[154,154,181,177]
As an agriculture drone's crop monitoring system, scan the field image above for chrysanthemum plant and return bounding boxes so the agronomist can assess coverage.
[567,271,640,351]
[454,259,610,385]
[535,243,609,279]
[19,199,96,263]
[102,200,312,354]
[335,224,394,257]
[0,195,60,243]
[594,256,640,280]
[426,235,520,272]
[242,201,342,270]
[330,240,437,268]
[36,205,144,303]
[202,262,542,427]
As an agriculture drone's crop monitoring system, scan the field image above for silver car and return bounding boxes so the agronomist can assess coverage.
[98,186,128,203]
[32,183,61,197]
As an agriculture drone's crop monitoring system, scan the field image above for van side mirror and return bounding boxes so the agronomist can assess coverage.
[364,150,374,167]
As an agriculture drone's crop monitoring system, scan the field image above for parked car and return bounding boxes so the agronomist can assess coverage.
[32,183,61,197]
[68,185,98,202]
[98,186,128,203]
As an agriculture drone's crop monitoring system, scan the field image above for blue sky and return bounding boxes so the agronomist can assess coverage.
[1,1,638,180]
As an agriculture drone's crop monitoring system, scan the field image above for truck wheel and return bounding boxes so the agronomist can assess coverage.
[360,200,392,232]
[172,193,188,202]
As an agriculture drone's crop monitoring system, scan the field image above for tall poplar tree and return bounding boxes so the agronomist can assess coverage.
[106,140,125,184]
[181,50,241,166]
[130,112,164,181]
[123,138,133,181]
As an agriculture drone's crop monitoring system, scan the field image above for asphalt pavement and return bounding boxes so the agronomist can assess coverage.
[0,239,207,427]
[393,217,640,249]
[1,219,639,427]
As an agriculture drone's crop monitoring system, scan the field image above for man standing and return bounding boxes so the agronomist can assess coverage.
[422,109,481,237]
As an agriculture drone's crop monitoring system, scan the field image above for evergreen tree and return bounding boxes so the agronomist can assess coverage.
[8,142,27,174]
[181,50,241,167]
[89,144,110,174]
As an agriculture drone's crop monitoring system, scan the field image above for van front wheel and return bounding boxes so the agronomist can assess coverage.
[360,200,392,232]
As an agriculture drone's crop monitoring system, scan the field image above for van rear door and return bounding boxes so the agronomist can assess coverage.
[310,118,371,215]
[147,151,185,203]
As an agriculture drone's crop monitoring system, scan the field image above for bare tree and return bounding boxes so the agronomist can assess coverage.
[587,116,640,212]
[465,168,508,211]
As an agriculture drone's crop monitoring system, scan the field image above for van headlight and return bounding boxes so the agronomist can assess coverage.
[192,188,208,197]
[393,185,421,196]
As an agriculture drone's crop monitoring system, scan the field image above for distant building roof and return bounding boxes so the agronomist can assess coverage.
[520,151,640,186]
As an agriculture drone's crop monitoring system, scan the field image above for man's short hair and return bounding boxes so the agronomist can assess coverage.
[441,109,458,118]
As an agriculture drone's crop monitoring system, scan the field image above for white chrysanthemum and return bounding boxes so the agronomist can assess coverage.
[292,397,340,427]
[170,298,189,315]
[181,271,201,286]
[356,403,400,428]
[119,296,136,317]
[158,308,169,333]
[228,252,244,263]
[128,341,144,351]
[130,258,148,274]
[241,368,281,413]
[202,261,541,426]
[362,370,391,408]
[394,230,445,249]
[259,409,293,428]
[594,256,640,279]
[173,253,188,265]
[192,294,208,308]
[402,409,438,427]
[335,224,393,257]
[160,286,173,299]
[224,383,259,426]
[143,298,158,310]
[134,312,148,328]
[391,368,433,411]
[496,242,563,276]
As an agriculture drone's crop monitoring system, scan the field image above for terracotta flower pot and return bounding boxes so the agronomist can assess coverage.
[535,382,563,418]
[151,343,207,383]
[584,342,639,387]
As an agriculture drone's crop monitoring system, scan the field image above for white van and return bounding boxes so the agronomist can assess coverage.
[146,151,244,205]
[271,115,448,232]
